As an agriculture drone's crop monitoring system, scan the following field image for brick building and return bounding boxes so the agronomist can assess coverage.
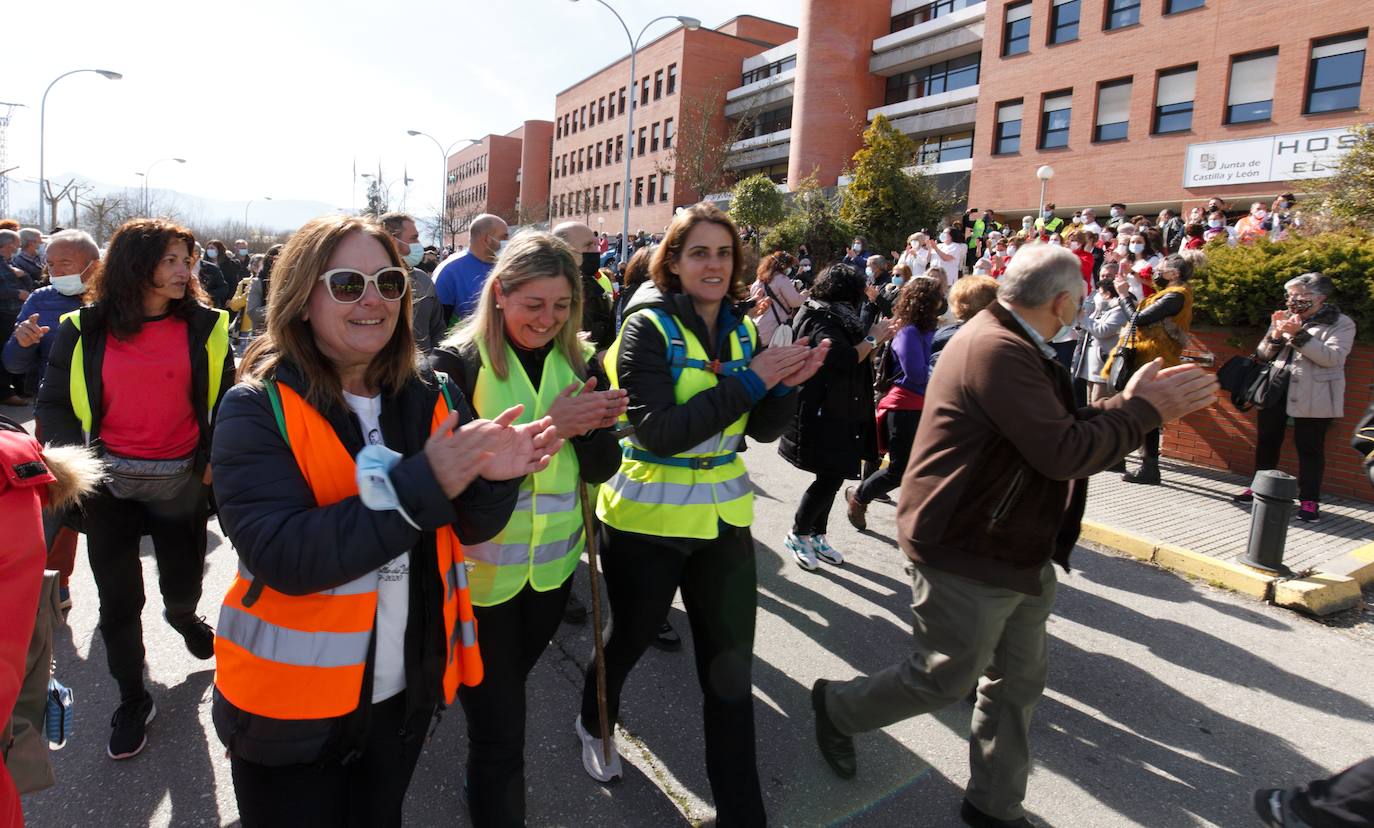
[548,16,797,242]
[444,119,554,248]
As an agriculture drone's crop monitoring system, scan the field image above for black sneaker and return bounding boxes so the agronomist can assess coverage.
[651,620,682,652]
[960,798,1034,827]
[108,693,156,760]
[811,679,856,779]
[165,611,215,660]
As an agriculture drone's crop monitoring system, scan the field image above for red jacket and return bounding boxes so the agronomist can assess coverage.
[1073,249,1094,290]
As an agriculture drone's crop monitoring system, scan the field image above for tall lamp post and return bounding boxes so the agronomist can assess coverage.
[406,131,482,247]
[139,157,186,216]
[39,68,121,231]
[1036,164,1055,229]
[244,196,272,228]
[569,1,700,264]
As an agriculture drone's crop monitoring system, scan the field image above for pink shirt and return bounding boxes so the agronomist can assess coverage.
[99,316,199,459]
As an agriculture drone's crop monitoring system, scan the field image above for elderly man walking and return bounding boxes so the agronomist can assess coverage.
[810,245,1219,828]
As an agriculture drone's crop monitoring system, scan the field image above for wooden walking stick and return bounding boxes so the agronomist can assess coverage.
[580,482,613,766]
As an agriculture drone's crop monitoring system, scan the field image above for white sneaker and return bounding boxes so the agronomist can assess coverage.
[786,532,818,571]
[810,534,844,567]
[575,714,623,782]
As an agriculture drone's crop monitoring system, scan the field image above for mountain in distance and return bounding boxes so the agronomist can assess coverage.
[6,175,351,231]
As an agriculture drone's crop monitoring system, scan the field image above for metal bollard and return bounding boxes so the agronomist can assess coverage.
[1244,469,1299,573]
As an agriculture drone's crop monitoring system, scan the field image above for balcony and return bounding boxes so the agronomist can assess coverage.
[726,129,792,170]
[871,2,986,76]
[868,84,979,123]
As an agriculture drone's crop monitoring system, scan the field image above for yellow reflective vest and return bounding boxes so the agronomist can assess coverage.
[467,340,587,606]
[597,308,756,540]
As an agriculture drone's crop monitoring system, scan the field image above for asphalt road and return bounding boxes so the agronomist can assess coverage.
[15,417,1374,827]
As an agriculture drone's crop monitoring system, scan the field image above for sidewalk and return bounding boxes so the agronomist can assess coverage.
[1083,458,1374,615]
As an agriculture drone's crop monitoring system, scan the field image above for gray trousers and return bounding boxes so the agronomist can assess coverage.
[826,562,1057,821]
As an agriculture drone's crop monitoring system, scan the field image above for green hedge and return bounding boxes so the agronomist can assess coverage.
[1193,231,1374,341]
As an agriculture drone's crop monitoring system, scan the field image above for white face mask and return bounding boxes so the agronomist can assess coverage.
[237,247,249,256]
[1111,209,1124,218]
[496,239,509,257]
[50,263,90,296]
[1208,219,1223,228]
[205,248,217,258]
[1116,243,1129,255]
[1006,245,1017,256]
[1129,242,1146,254]
[939,233,951,243]
[1069,242,1082,251]
[1049,237,1061,246]
[852,243,863,252]
[865,266,874,279]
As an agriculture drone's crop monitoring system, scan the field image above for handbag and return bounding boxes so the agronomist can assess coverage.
[1107,310,1140,392]
[1247,345,1294,411]
[101,449,196,502]
[1217,354,1266,411]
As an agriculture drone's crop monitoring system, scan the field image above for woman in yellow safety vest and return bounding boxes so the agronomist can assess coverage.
[208,215,561,827]
[575,203,828,825]
[429,232,627,826]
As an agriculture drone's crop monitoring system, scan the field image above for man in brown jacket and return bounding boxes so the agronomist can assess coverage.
[811,245,1219,828]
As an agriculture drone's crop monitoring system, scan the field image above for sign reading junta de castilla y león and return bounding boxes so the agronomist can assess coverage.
[1183,125,1367,187]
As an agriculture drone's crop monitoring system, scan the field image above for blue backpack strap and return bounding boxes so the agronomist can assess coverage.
[734,320,754,362]
[647,308,689,384]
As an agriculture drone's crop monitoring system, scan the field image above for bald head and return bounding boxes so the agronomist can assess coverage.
[552,221,598,253]
[469,214,509,263]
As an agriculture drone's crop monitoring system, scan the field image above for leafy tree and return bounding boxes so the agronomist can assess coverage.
[659,84,756,204]
[729,174,785,232]
[840,115,951,255]
[762,174,853,266]
[1306,125,1374,232]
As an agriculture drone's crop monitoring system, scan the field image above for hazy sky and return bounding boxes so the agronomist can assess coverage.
[7,0,800,221]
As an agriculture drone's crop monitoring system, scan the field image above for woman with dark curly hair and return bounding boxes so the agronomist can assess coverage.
[37,218,234,760]
[845,276,944,529]
[779,263,896,570]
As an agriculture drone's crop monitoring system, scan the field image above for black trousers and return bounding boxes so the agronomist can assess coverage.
[458,578,573,827]
[1255,405,1333,502]
[580,523,765,827]
[0,311,23,397]
[230,693,432,828]
[83,482,208,702]
[856,409,921,504]
[793,473,846,535]
[1143,428,1161,459]
[1290,756,1374,827]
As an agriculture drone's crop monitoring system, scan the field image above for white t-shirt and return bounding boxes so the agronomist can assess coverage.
[936,242,963,287]
[342,390,410,704]
[901,247,932,275]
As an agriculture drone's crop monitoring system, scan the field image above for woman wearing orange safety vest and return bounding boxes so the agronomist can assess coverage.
[208,215,562,827]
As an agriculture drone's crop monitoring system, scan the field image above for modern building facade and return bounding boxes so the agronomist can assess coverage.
[444,119,554,248]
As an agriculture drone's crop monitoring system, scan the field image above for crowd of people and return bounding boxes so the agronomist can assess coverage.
[0,187,1369,828]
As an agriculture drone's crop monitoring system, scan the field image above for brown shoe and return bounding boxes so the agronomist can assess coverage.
[845,487,867,531]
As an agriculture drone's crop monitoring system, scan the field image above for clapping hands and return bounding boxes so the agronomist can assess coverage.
[424,404,565,498]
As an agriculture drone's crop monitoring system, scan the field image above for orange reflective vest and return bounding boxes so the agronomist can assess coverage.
[214,381,482,721]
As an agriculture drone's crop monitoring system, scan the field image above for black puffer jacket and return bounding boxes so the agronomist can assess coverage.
[208,361,520,766]
[778,301,877,478]
[614,283,796,458]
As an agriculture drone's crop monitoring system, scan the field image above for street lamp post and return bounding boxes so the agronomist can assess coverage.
[407,131,482,247]
[39,68,121,231]
[569,1,700,264]
[1036,164,1055,229]
[141,157,186,216]
[245,196,272,228]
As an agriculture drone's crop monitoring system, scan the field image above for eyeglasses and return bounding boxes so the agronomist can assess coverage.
[317,266,409,304]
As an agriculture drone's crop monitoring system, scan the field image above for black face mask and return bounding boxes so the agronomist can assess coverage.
[1152,274,1170,290]
[581,252,600,278]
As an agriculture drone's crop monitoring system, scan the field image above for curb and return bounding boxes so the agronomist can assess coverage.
[1078,519,1364,616]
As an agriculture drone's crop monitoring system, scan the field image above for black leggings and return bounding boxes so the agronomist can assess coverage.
[856,409,921,504]
[458,578,572,827]
[230,693,432,827]
[1255,406,1333,502]
[580,523,765,827]
[793,473,846,535]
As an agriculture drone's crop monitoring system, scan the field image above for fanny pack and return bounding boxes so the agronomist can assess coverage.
[102,449,195,502]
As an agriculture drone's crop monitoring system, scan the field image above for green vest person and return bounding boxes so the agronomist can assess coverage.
[429,231,627,827]
[1035,203,1066,235]
[573,204,827,825]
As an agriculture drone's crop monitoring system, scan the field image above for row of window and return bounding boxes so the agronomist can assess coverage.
[884,53,980,106]
[552,173,672,218]
[1004,0,1204,56]
[993,31,1367,153]
[446,183,487,210]
[556,64,678,140]
[747,106,792,138]
[917,131,975,165]
[552,119,676,179]
[740,55,796,87]
[449,154,487,183]
[890,0,982,33]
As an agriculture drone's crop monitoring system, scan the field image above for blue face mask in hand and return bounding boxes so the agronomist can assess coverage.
[356,444,422,529]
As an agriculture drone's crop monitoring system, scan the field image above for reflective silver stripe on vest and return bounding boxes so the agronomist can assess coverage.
[449,617,477,656]
[624,432,742,457]
[467,524,585,567]
[605,472,751,506]
[236,561,376,597]
[217,604,369,668]
[446,560,470,601]
[535,491,578,515]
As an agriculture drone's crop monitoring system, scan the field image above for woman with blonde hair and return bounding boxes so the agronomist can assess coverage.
[430,232,626,826]
[209,215,560,826]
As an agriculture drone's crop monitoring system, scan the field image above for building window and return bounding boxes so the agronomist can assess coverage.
[889,0,980,31]
[884,54,980,105]
[1153,66,1196,133]
[1307,32,1367,113]
[995,100,1023,154]
[618,87,626,114]
[667,63,678,94]
[577,148,584,172]
[580,106,587,129]
[916,131,974,165]
[1164,0,1204,12]
[596,144,603,167]
[647,175,657,203]
[588,101,596,127]
[654,70,663,100]
[1227,49,1278,123]
[1094,79,1132,141]
[1050,0,1079,43]
[615,135,623,162]
[637,127,647,156]
[1003,2,1032,56]
[640,77,649,106]
[634,177,643,206]
[651,122,661,152]
[556,120,562,139]
[660,173,670,202]
[664,118,675,148]
[1040,92,1072,148]
[613,182,620,208]
[1105,0,1140,30]
[599,97,606,121]
[740,55,797,86]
